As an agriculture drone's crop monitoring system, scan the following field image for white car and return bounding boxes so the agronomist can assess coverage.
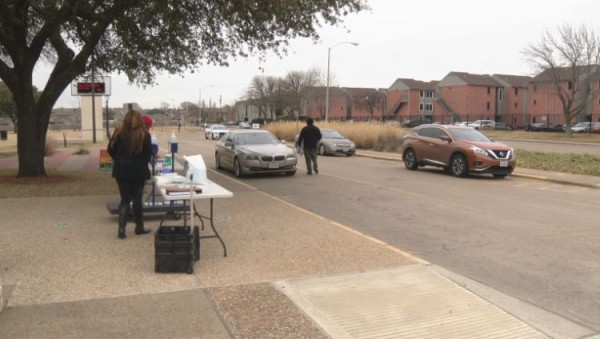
[205,124,229,140]
[239,121,251,129]
[570,121,591,133]
[467,120,495,130]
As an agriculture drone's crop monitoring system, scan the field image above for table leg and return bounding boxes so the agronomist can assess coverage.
[193,198,227,257]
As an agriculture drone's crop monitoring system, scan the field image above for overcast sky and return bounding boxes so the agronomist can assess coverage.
[34,0,600,110]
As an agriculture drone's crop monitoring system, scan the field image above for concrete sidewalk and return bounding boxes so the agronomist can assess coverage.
[1,143,599,338]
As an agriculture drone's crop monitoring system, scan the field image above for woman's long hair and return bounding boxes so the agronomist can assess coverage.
[110,110,146,156]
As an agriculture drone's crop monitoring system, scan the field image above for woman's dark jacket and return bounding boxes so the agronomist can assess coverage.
[107,132,152,180]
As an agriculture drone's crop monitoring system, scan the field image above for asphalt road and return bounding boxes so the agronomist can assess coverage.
[175,132,600,331]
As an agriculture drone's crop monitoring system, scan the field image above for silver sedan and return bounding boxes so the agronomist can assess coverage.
[215,130,297,177]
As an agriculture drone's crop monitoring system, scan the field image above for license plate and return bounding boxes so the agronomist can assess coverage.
[499,160,508,167]
[268,162,279,169]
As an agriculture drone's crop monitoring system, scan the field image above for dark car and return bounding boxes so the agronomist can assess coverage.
[401,118,432,128]
[401,124,516,178]
[526,122,565,132]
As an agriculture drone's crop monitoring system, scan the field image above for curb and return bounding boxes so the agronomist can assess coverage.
[354,152,600,190]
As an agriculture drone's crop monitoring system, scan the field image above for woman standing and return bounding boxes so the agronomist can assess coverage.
[108,110,152,239]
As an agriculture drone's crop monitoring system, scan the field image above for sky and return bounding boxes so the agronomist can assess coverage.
[33,0,600,110]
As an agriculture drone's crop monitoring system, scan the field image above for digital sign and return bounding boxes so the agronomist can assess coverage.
[76,82,105,94]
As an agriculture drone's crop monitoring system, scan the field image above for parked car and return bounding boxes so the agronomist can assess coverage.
[571,121,600,133]
[570,122,591,133]
[294,128,356,157]
[493,122,513,130]
[215,129,297,177]
[525,122,565,132]
[467,120,495,130]
[401,118,432,128]
[205,124,229,140]
[401,124,516,178]
[239,121,251,129]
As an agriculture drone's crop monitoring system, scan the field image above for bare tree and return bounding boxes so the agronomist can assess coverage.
[523,24,600,136]
[284,68,321,118]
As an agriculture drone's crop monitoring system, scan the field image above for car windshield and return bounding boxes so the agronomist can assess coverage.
[451,128,492,142]
[235,132,279,145]
[321,130,345,139]
[212,125,227,130]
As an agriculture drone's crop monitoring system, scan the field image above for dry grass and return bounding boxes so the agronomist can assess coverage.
[266,121,406,152]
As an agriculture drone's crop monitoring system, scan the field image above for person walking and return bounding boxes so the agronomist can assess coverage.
[296,118,322,175]
[108,110,153,239]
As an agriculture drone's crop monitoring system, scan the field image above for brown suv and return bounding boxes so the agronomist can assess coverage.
[401,124,516,178]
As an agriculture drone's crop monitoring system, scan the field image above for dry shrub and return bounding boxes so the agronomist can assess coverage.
[45,136,59,155]
[265,121,406,151]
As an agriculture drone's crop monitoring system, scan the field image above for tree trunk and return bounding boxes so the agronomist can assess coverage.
[17,102,50,177]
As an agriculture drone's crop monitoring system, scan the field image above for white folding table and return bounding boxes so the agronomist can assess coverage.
[154,175,233,257]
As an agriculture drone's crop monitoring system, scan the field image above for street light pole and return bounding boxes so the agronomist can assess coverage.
[325,41,358,122]
[199,84,214,125]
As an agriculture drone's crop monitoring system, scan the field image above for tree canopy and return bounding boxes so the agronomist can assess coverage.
[523,24,600,135]
[0,0,367,177]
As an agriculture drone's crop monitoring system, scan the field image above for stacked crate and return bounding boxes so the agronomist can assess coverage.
[155,226,200,274]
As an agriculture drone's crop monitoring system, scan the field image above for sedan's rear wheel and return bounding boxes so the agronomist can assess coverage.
[234,158,244,177]
[319,144,326,155]
[403,149,418,170]
[215,153,223,169]
[450,153,468,177]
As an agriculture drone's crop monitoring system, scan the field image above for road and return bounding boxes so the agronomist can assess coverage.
[174,132,600,331]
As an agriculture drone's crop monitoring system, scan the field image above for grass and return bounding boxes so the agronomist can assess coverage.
[516,150,600,176]
[0,169,118,198]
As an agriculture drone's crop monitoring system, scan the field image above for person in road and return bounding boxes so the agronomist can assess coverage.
[296,118,322,175]
[108,110,153,239]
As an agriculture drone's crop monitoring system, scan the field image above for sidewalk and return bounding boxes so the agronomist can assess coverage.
[1,144,598,338]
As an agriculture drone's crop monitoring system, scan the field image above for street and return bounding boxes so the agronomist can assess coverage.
[175,132,600,331]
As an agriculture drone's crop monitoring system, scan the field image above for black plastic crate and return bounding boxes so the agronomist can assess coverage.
[155,253,194,274]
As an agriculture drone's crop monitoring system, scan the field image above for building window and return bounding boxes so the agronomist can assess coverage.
[420,90,424,98]
[487,87,491,94]
[514,88,518,96]
[425,103,433,112]
[486,102,490,110]
[419,103,424,111]
[568,81,572,90]
[498,89,503,101]
[514,103,518,108]
[533,100,537,105]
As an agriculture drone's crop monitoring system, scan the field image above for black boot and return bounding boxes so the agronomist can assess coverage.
[118,206,128,239]
[133,206,151,235]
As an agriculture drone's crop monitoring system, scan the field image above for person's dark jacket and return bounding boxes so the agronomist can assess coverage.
[297,124,322,149]
[107,132,152,180]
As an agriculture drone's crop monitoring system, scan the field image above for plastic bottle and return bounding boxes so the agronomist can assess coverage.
[151,133,158,156]
[169,132,178,153]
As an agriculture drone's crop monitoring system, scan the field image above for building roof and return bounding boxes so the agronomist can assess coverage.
[389,78,439,90]
[532,65,600,82]
[492,74,532,88]
[440,72,503,87]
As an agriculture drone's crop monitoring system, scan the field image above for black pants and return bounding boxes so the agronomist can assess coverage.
[116,178,146,210]
[303,147,318,173]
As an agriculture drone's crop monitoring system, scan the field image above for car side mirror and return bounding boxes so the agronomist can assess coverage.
[440,135,451,143]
